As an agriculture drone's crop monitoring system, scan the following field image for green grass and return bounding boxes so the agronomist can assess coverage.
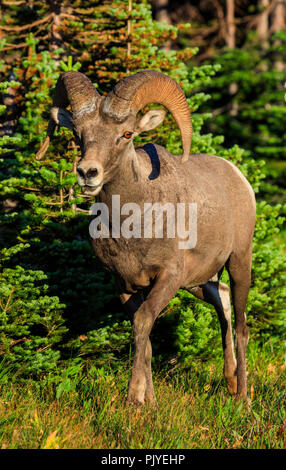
[0,342,285,449]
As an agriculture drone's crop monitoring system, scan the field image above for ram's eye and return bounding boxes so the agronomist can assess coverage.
[123,131,133,139]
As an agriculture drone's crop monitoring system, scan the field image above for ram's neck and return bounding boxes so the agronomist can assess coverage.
[98,144,150,207]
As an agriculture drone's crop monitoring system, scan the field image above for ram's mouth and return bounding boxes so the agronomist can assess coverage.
[81,184,103,196]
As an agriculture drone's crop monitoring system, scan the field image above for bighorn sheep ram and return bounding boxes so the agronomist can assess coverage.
[37,70,256,406]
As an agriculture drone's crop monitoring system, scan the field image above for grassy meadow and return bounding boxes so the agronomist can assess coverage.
[0,342,285,450]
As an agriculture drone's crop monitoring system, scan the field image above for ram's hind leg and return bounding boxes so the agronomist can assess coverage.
[188,279,237,395]
[226,249,252,399]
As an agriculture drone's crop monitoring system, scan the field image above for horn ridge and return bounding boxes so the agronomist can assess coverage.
[104,70,192,162]
[36,71,100,160]
[54,71,100,118]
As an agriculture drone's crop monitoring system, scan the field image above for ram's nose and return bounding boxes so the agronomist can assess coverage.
[76,163,104,196]
[77,167,98,180]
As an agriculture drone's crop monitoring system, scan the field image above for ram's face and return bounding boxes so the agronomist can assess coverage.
[75,112,137,196]
[74,107,166,196]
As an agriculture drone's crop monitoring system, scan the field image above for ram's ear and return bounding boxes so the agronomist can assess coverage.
[135,109,166,133]
[51,107,74,130]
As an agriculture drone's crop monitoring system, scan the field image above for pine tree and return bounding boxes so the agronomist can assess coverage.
[0,78,67,374]
[201,31,286,200]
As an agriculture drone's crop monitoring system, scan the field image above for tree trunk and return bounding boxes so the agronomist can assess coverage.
[153,0,171,51]
[226,0,235,49]
[271,0,286,70]
[257,0,270,43]
[49,0,64,61]
[271,0,286,32]
[154,0,170,24]
[225,0,238,115]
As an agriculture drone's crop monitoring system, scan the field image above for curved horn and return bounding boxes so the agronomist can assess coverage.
[36,71,100,160]
[103,70,192,163]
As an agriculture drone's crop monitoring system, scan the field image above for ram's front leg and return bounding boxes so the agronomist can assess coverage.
[119,291,156,406]
[127,271,181,406]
